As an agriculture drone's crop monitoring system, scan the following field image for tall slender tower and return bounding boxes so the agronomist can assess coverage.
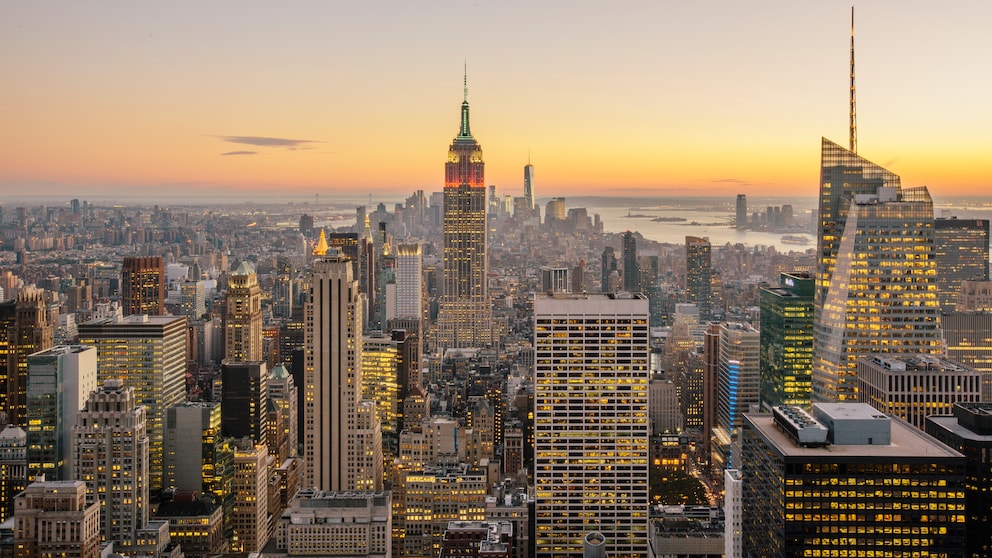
[436,68,492,350]
[622,231,639,292]
[304,254,382,491]
[686,236,713,321]
[523,159,535,210]
[225,261,263,362]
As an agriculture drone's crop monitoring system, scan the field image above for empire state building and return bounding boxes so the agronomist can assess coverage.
[435,73,492,350]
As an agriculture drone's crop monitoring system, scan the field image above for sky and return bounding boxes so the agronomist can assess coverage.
[1,1,990,202]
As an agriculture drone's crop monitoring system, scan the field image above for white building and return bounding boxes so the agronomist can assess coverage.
[267,489,391,558]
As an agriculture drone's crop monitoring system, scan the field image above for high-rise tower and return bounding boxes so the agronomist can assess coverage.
[225,261,263,362]
[686,236,713,321]
[436,69,492,350]
[622,231,639,292]
[523,160,535,210]
[534,292,650,557]
[304,254,382,491]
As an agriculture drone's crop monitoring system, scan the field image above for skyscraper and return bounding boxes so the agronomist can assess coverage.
[225,261,263,362]
[685,236,713,321]
[13,480,101,558]
[601,246,618,293]
[812,177,943,401]
[0,289,54,427]
[622,231,638,292]
[305,254,382,491]
[77,315,187,492]
[25,345,97,481]
[743,403,966,557]
[759,272,814,408]
[435,71,492,350]
[735,194,747,229]
[121,256,165,316]
[73,378,149,547]
[534,292,650,557]
[220,361,268,442]
[713,322,760,470]
[934,217,990,312]
[394,243,423,323]
[523,161,535,210]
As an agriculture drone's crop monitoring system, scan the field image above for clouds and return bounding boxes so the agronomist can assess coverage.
[215,135,323,156]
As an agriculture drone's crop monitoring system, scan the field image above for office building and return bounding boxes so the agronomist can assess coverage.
[858,354,981,430]
[601,246,618,292]
[712,322,759,470]
[164,402,233,511]
[393,464,488,558]
[154,491,227,558]
[395,243,424,324]
[735,194,747,228]
[622,231,638,292]
[121,256,165,316]
[25,345,97,480]
[534,292,650,557]
[362,334,403,458]
[0,424,26,522]
[439,521,512,558]
[813,166,942,401]
[934,218,990,312]
[743,403,966,557]
[539,266,570,294]
[942,311,992,399]
[685,236,712,321]
[72,378,149,546]
[724,469,742,558]
[266,363,298,463]
[958,280,992,311]
[1,289,54,427]
[305,254,382,491]
[221,360,268,442]
[759,272,814,408]
[225,261,263,362]
[926,403,992,557]
[524,162,535,209]
[230,440,269,554]
[13,480,101,558]
[180,279,206,319]
[270,489,391,557]
[78,315,187,492]
[436,72,492,350]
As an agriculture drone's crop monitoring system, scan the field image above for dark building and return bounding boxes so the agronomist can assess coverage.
[686,236,712,321]
[736,194,747,228]
[121,256,165,316]
[220,361,268,443]
[743,403,966,557]
[759,272,814,408]
[601,246,617,293]
[934,218,990,312]
[942,311,992,399]
[926,403,992,558]
[622,231,638,292]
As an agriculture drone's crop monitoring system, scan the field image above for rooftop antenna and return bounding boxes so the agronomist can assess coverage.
[849,6,857,153]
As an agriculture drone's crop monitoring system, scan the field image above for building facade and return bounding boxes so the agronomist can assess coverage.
[934,218,990,312]
[121,256,165,316]
[813,158,943,401]
[72,378,149,546]
[685,236,712,321]
[77,315,187,492]
[759,272,814,408]
[435,75,492,350]
[225,261,263,362]
[743,403,966,557]
[533,292,650,557]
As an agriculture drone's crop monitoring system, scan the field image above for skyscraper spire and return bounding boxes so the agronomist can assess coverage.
[850,6,857,153]
[459,62,472,139]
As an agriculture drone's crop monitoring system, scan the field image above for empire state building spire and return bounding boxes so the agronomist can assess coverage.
[458,63,472,139]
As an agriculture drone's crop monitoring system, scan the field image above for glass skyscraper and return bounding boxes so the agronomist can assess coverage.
[813,139,943,401]
[685,236,713,321]
[760,272,814,408]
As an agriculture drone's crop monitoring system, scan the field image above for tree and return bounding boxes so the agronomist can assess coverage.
[649,467,709,505]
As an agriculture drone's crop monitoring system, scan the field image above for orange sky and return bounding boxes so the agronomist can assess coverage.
[1,1,990,202]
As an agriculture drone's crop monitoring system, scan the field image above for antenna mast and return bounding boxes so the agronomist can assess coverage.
[849,6,857,153]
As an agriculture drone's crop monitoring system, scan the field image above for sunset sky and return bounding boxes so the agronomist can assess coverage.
[1,1,990,202]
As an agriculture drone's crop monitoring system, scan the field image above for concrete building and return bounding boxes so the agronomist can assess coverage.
[225,261,263,362]
[685,236,713,321]
[230,440,270,554]
[534,292,650,557]
[13,480,101,558]
[0,424,26,522]
[265,489,391,557]
[858,354,982,430]
[72,378,149,547]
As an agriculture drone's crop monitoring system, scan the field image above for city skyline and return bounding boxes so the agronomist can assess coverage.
[2,2,991,200]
